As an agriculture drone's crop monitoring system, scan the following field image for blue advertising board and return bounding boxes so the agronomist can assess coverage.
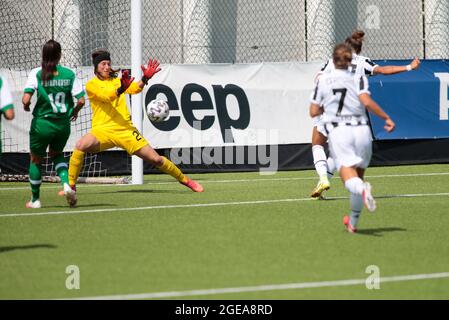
[369,60,449,140]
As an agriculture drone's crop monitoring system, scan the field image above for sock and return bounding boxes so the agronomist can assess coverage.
[327,157,336,178]
[53,154,69,187]
[29,162,42,202]
[69,149,85,186]
[350,193,363,227]
[157,156,188,184]
[345,177,365,195]
[312,145,328,179]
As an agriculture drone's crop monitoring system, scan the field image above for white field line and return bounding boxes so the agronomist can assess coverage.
[0,197,322,218]
[1,171,449,191]
[69,272,449,300]
[2,192,449,218]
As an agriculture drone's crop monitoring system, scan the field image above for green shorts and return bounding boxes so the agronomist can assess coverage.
[29,117,71,157]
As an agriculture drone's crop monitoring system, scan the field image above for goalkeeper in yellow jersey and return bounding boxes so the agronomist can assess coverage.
[68,50,203,207]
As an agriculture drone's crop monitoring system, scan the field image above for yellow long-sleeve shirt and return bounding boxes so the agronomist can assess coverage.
[86,76,143,128]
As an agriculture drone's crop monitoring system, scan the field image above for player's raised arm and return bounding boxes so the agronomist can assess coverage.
[120,59,161,95]
[373,58,420,75]
[137,58,161,88]
[345,30,420,76]
[116,69,135,95]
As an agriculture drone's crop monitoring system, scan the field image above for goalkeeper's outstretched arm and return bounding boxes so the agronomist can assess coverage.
[122,59,162,95]
[139,58,161,87]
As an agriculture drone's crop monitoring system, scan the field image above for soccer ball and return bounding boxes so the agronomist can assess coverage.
[146,99,170,123]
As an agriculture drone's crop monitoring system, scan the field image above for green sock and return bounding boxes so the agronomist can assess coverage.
[29,162,42,202]
[53,154,69,186]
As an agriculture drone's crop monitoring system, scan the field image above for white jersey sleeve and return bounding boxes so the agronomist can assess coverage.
[350,55,379,76]
[362,58,379,75]
[71,76,84,99]
[24,68,40,93]
[310,79,324,105]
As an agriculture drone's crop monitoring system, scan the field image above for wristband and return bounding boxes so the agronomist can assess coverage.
[406,65,412,71]
[117,87,126,96]
[141,76,149,85]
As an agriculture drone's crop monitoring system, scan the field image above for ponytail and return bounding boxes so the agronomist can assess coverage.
[345,30,365,54]
[41,40,61,82]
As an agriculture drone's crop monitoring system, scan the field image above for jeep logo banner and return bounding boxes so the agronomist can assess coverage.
[3,61,448,153]
[142,63,321,149]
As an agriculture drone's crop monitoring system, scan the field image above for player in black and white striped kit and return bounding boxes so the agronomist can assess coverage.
[310,30,420,199]
[309,43,395,233]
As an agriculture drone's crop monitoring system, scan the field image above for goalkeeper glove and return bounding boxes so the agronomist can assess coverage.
[141,59,161,85]
[117,70,134,96]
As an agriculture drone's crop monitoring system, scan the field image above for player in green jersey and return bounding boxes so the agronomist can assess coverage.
[0,74,15,157]
[22,40,85,208]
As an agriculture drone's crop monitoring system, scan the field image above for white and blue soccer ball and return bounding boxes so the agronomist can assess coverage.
[146,99,170,123]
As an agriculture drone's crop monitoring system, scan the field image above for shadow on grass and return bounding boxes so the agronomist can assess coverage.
[357,227,407,237]
[0,244,57,254]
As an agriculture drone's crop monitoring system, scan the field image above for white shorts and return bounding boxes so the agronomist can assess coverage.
[312,115,322,127]
[328,125,372,171]
[312,115,328,137]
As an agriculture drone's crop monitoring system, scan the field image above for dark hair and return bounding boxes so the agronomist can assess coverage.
[333,43,353,69]
[345,30,365,54]
[41,40,62,81]
[92,49,119,78]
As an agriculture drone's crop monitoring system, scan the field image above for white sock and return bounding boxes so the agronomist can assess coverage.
[327,157,336,178]
[345,177,365,195]
[350,193,363,227]
[312,145,328,178]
